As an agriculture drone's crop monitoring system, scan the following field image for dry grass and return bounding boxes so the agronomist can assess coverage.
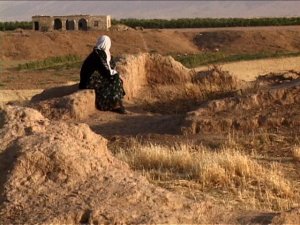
[292,146,300,161]
[114,140,299,210]
[117,143,291,195]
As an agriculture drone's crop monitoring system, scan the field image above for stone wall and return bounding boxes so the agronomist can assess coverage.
[32,15,111,31]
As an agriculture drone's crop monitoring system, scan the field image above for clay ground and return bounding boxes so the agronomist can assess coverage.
[1,26,300,223]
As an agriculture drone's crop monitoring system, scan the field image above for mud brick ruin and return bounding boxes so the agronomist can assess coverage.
[32,15,111,31]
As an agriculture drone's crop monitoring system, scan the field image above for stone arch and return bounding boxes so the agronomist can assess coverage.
[54,18,62,30]
[66,19,75,30]
[78,18,88,31]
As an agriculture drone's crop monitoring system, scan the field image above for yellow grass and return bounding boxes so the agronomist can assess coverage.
[116,142,293,199]
[112,137,300,211]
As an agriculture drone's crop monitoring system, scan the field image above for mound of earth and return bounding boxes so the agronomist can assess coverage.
[0,30,198,62]
[0,105,214,224]
[192,65,244,92]
[194,29,300,54]
[271,208,300,224]
[109,24,134,31]
[30,89,96,120]
[117,53,193,99]
[255,70,300,87]
[182,78,300,134]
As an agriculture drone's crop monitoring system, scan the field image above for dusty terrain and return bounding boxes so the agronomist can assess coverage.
[2,25,300,63]
[1,27,300,223]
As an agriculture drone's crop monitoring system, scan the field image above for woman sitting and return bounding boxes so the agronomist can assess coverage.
[79,35,126,114]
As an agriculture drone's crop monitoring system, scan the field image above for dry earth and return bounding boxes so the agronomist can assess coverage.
[1,27,300,223]
[0,106,218,224]
[2,25,300,64]
[196,56,300,82]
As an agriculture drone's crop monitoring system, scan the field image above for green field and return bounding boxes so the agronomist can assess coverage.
[16,55,81,71]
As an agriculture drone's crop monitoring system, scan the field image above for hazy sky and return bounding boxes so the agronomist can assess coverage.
[1,1,300,21]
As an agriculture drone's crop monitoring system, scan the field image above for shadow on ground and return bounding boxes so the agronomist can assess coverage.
[88,111,185,137]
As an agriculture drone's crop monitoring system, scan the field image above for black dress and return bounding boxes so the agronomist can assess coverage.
[79,48,125,111]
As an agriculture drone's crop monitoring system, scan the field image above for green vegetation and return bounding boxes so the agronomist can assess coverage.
[174,51,300,68]
[0,21,32,31]
[16,55,82,71]
[2,17,300,31]
[113,17,300,29]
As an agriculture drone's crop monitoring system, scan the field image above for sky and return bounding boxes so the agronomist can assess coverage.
[1,1,300,21]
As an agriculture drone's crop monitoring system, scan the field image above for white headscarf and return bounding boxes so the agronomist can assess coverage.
[95,35,117,75]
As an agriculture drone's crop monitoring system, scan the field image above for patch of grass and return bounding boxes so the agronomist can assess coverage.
[16,55,82,71]
[113,139,299,210]
[174,51,300,68]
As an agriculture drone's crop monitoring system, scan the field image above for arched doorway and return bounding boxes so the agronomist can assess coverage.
[34,21,39,31]
[66,19,75,30]
[54,18,62,30]
[78,18,88,31]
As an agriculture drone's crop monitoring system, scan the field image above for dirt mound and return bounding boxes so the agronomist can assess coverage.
[194,29,300,54]
[192,65,244,92]
[255,70,300,87]
[1,30,198,62]
[30,89,96,120]
[109,24,134,31]
[182,79,300,134]
[117,53,192,99]
[271,208,300,224]
[30,83,78,102]
[0,105,211,223]
[135,65,245,114]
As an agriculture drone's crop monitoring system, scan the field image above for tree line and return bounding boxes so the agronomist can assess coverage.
[0,21,32,31]
[112,17,300,28]
[2,17,300,31]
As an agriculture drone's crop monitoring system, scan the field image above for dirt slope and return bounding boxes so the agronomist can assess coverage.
[2,26,300,64]
[193,28,300,54]
[182,72,300,134]
[0,29,198,63]
[0,105,218,224]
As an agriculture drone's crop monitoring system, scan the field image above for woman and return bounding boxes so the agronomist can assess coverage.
[79,35,126,114]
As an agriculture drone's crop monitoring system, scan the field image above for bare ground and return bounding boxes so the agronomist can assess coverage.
[1,27,300,223]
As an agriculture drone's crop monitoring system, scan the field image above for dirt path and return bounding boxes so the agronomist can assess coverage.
[195,56,300,81]
[82,105,185,138]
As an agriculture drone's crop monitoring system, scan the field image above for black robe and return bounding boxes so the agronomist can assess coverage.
[79,48,111,89]
[78,48,125,111]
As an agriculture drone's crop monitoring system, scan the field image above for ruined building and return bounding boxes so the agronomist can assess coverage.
[32,15,111,31]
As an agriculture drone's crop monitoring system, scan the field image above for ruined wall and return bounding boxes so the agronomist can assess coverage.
[32,16,52,32]
[32,15,111,31]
